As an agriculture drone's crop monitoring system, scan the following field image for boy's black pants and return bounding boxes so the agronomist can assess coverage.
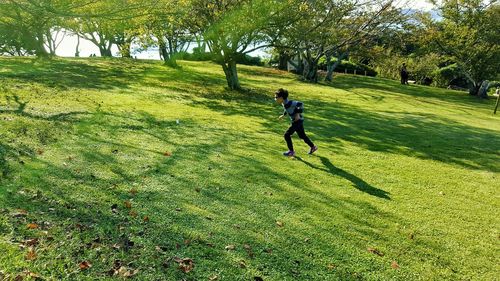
[284,120,314,151]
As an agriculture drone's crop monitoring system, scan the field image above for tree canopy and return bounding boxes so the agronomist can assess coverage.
[0,0,498,95]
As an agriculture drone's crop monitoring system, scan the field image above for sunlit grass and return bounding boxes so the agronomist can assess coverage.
[0,57,498,280]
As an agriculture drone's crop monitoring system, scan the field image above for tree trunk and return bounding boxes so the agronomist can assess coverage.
[34,40,49,57]
[158,39,169,62]
[469,83,479,96]
[118,42,131,58]
[75,36,80,57]
[303,58,319,82]
[477,80,489,98]
[165,38,178,67]
[278,50,289,70]
[99,47,112,57]
[325,52,348,82]
[34,30,49,57]
[296,53,304,74]
[325,55,334,82]
[221,60,241,90]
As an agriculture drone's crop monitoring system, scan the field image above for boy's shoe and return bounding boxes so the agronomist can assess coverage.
[283,150,295,157]
[308,146,318,154]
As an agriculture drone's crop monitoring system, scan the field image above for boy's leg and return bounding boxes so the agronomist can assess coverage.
[284,124,297,151]
[296,121,315,147]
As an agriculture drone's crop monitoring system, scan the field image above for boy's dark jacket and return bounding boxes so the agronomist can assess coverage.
[282,99,304,122]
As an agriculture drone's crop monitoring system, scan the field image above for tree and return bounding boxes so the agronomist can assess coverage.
[0,0,57,56]
[425,0,500,97]
[272,0,404,82]
[187,0,291,90]
[66,0,151,57]
[139,0,192,66]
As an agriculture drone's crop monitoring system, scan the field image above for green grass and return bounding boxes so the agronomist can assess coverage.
[0,57,498,281]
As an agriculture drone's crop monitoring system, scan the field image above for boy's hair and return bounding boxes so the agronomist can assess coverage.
[275,88,289,99]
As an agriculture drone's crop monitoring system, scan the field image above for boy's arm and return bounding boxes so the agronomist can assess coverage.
[278,109,287,119]
[293,113,301,121]
[292,102,303,121]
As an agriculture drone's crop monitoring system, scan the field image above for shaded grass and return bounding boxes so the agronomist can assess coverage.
[0,57,499,280]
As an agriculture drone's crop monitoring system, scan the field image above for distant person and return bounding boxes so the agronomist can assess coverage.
[275,88,318,157]
[400,63,409,85]
[495,87,500,114]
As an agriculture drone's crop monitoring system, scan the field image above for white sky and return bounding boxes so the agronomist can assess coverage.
[55,0,436,59]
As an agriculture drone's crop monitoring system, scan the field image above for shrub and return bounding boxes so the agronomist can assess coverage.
[318,58,377,76]
[179,51,263,66]
[431,64,468,88]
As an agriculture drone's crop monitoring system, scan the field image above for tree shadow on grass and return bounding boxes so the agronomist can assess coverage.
[296,156,391,200]
[0,98,463,280]
[0,57,149,90]
[308,102,500,172]
[328,75,493,109]
[188,89,500,173]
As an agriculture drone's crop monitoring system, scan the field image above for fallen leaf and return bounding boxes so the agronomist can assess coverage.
[109,260,122,273]
[75,223,87,231]
[209,274,219,281]
[124,201,132,209]
[121,268,138,277]
[26,223,38,230]
[11,209,28,218]
[367,247,384,257]
[24,271,40,279]
[225,245,235,251]
[79,261,92,270]
[129,188,138,196]
[163,151,172,157]
[143,216,149,222]
[276,221,284,227]
[391,261,400,269]
[25,248,37,260]
[239,260,247,268]
[36,149,44,155]
[174,258,194,273]
[24,238,39,247]
[327,264,336,270]
[129,210,137,217]
[243,244,254,258]
[14,275,24,281]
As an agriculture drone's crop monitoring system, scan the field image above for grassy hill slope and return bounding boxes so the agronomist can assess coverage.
[0,57,498,280]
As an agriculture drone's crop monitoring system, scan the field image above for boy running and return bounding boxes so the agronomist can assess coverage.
[275,88,318,156]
